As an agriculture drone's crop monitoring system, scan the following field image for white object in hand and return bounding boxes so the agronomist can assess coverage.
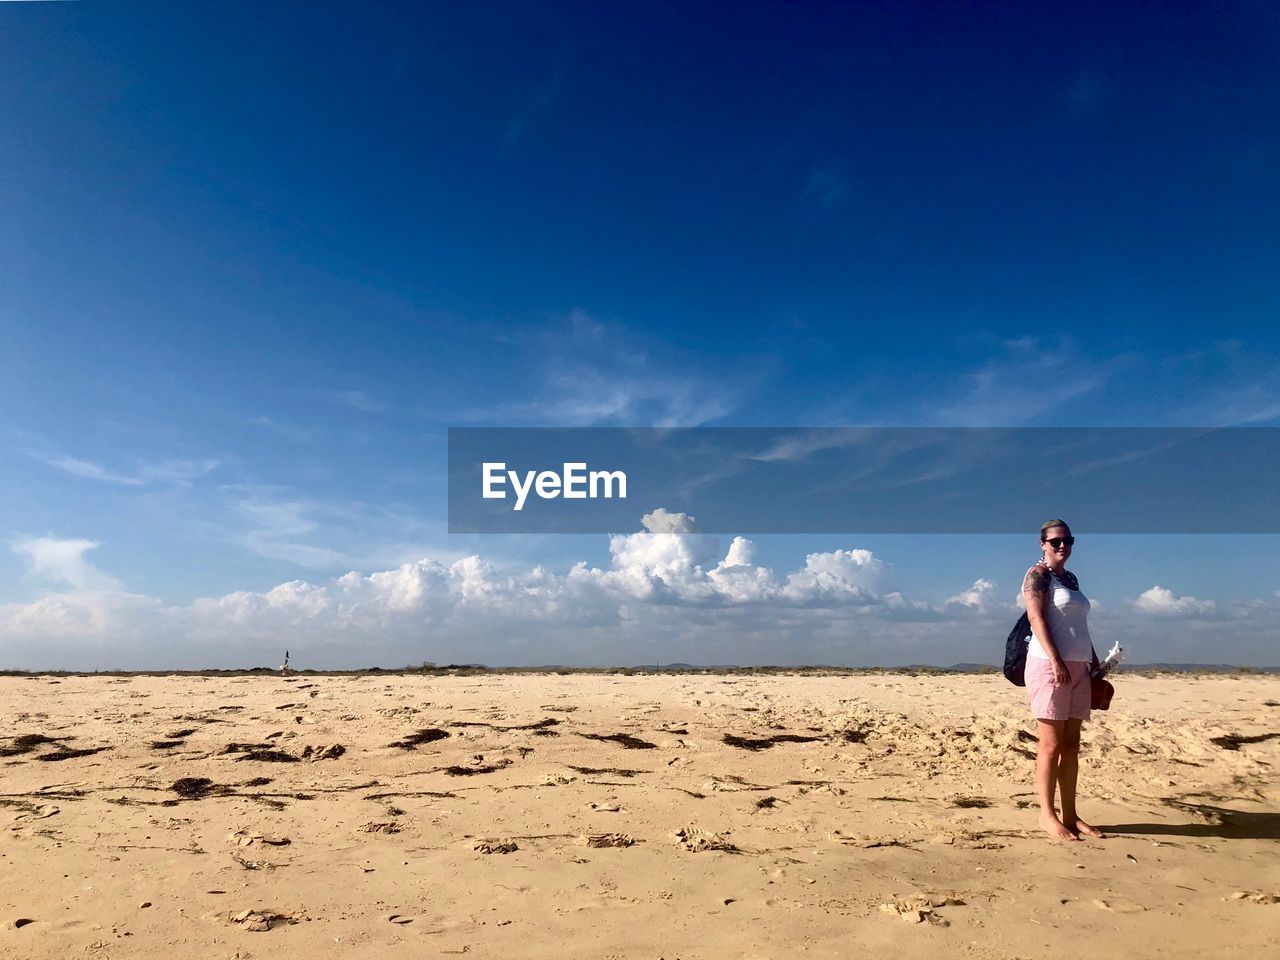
[1099,641,1125,676]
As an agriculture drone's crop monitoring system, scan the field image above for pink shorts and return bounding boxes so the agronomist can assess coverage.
[1025,658,1092,722]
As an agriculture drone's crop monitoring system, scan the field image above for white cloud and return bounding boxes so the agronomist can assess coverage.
[0,514,938,668]
[233,498,354,569]
[0,590,156,644]
[1134,586,1217,617]
[1,516,1270,670]
[934,337,1137,427]
[330,390,386,414]
[27,451,219,486]
[11,537,121,591]
[947,578,999,611]
[782,549,892,605]
[32,454,144,485]
[747,428,874,464]
[460,310,748,427]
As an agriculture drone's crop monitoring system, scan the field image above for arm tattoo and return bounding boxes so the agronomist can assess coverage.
[1022,567,1049,599]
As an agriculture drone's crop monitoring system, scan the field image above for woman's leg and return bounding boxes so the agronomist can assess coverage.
[1058,718,1105,838]
[1035,718,1076,841]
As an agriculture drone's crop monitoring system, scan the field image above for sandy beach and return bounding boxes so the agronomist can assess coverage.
[1,672,1277,959]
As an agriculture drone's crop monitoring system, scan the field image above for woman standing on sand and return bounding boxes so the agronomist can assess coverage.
[1022,519,1105,842]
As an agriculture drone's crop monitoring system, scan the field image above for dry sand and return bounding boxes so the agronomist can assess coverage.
[1,672,1277,959]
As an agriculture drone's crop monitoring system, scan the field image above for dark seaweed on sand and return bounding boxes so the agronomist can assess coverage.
[722,733,822,751]
[725,735,772,750]
[577,732,658,750]
[442,762,509,776]
[507,718,559,731]
[568,765,648,778]
[233,750,300,763]
[36,746,111,762]
[449,717,559,732]
[389,728,450,750]
[0,734,68,757]
[1210,732,1280,751]
[171,777,231,799]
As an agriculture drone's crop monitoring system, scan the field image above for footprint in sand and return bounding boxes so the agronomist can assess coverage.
[1092,898,1147,913]
[1229,891,1280,904]
[879,893,964,926]
[829,830,914,849]
[228,830,291,847]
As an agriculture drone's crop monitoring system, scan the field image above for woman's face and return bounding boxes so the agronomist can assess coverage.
[1041,525,1073,566]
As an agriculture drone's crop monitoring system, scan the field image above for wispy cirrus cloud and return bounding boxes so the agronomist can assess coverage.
[32,453,144,485]
[503,63,565,147]
[934,337,1136,426]
[246,415,317,443]
[329,389,387,414]
[203,486,460,574]
[27,451,220,486]
[1164,341,1280,426]
[233,498,354,569]
[800,165,849,217]
[459,309,754,427]
[806,336,1141,428]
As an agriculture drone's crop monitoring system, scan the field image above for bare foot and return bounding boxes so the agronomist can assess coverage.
[1039,813,1079,841]
[1070,818,1105,839]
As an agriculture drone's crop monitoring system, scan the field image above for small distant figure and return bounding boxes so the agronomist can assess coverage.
[280,650,291,675]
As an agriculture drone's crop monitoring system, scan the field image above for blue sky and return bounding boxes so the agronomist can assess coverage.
[2,2,1278,668]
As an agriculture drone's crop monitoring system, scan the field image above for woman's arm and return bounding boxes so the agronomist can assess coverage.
[1023,565,1069,684]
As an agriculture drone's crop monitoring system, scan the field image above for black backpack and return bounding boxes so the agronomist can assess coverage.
[1003,611,1031,685]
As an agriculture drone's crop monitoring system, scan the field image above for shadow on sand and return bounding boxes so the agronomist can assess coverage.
[1109,800,1280,841]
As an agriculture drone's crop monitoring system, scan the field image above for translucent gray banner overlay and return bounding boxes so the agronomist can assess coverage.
[448,428,1280,533]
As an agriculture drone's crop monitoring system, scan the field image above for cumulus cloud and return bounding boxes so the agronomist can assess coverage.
[12,537,121,591]
[947,578,999,610]
[2,514,1268,670]
[0,510,981,668]
[1134,586,1217,617]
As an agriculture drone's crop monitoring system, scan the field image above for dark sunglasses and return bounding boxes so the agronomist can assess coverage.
[1042,536,1075,548]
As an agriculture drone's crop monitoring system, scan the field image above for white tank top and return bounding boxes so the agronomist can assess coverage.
[1027,566,1094,662]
